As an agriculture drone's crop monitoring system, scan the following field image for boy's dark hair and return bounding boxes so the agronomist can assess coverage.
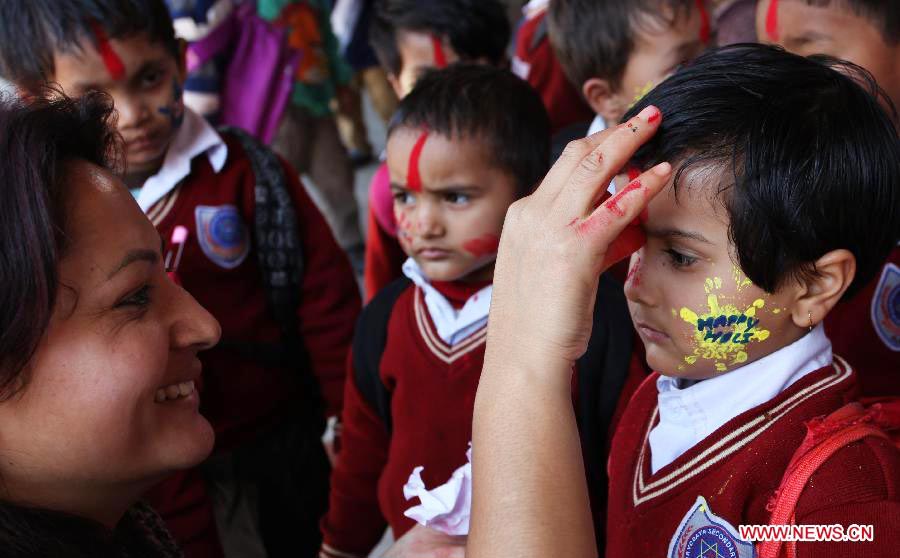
[369,0,510,77]
[548,0,694,91]
[798,0,900,43]
[0,90,120,398]
[388,64,550,196]
[0,0,178,88]
[624,43,900,299]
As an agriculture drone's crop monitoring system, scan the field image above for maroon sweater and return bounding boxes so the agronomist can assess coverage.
[321,285,486,557]
[144,132,360,556]
[607,359,900,558]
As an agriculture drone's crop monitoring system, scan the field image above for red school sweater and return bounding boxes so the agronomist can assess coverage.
[148,132,360,443]
[606,359,900,558]
[143,132,360,556]
[824,246,900,398]
[320,285,486,557]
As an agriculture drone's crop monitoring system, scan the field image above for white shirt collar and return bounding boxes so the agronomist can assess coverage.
[587,114,607,136]
[136,108,228,212]
[648,324,833,474]
[402,258,492,346]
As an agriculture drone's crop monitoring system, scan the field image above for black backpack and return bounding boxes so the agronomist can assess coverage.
[351,272,635,550]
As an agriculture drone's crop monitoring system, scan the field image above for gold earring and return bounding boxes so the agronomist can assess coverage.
[808,311,814,332]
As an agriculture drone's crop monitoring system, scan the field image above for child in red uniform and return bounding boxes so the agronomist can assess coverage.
[547,0,711,155]
[467,43,899,558]
[363,0,511,301]
[756,0,900,397]
[319,64,551,558]
[0,2,360,557]
[604,45,900,557]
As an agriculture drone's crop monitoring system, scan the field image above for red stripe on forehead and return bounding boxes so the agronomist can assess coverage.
[766,0,780,41]
[695,0,711,44]
[431,35,448,68]
[407,130,429,192]
[89,20,125,81]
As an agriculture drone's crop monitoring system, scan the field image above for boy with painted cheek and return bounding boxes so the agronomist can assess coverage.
[548,0,712,153]
[756,0,900,399]
[363,0,512,301]
[388,128,515,285]
[0,2,362,556]
[604,45,900,558]
[319,64,551,558]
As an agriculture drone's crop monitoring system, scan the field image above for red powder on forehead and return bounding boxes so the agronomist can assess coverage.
[695,0,711,44]
[89,20,125,81]
[407,130,429,192]
[766,0,780,41]
[431,35,448,68]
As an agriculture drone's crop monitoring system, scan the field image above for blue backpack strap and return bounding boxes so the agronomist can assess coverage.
[576,272,634,551]
[352,277,412,434]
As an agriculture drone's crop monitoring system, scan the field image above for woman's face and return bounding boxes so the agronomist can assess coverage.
[0,161,220,522]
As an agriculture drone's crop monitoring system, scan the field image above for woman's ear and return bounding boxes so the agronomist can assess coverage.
[790,249,856,329]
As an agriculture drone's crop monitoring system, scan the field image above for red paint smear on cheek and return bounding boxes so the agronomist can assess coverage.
[626,254,642,287]
[89,21,125,81]
[431,35,448,68]
[766,0,780,41]
[463,234,500,257]
[695,0,711,44]
[407,131,429,192]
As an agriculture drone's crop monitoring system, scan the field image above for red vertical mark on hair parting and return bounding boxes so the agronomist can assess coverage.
[407,130,429,192]
[766,0,780,41]
[463,234,500,257]
[89,20,125,80]
[431,35,448,68]
[695,0,711,44]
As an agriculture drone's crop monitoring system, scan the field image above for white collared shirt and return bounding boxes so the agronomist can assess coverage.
[136,108,228,212]
[402,258,492,346]
[649,324,833,474]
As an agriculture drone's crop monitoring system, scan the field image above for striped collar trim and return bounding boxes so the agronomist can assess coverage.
[632,356,852,506]
[146,187,181,226]
[414,287,487,364]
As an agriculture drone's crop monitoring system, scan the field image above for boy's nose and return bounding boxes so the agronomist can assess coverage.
[416,203,445,238]
[623,250,656,307]
[114,95,151,130]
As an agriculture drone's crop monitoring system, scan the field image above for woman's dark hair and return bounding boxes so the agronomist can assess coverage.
[369,0,510,77]
[0,91,120,398]
[548,0,695,91]
[623,43,900,299]
[0,0,179,89]
[388,64,551,197]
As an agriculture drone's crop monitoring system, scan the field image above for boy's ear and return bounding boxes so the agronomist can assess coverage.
[582,78,624,125]
[789,249,856,329]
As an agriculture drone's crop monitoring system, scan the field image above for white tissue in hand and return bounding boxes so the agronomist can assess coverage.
[402,447,472,536]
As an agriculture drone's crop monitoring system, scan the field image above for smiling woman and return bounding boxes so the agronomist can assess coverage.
[0,91,220,557]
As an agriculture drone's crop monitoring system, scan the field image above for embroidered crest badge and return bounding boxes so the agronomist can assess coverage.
[194,205,250,269]
[668,496,756,558]
[871,263,900,351]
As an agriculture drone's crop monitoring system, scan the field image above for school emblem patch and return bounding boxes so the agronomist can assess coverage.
[668,496,756,558]
[194,205,250,269]
[871,263,900,352]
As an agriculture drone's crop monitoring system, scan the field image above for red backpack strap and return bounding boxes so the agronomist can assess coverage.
[758,403,890,558]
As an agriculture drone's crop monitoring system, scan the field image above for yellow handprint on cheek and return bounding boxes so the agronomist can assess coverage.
[677,276,771,372]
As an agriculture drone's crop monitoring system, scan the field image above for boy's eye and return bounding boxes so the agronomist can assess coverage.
[141,69,164,89]
[393,191,415,205]
[664,248,698,269]
[444,192,470,205]
[116,285,153,309]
